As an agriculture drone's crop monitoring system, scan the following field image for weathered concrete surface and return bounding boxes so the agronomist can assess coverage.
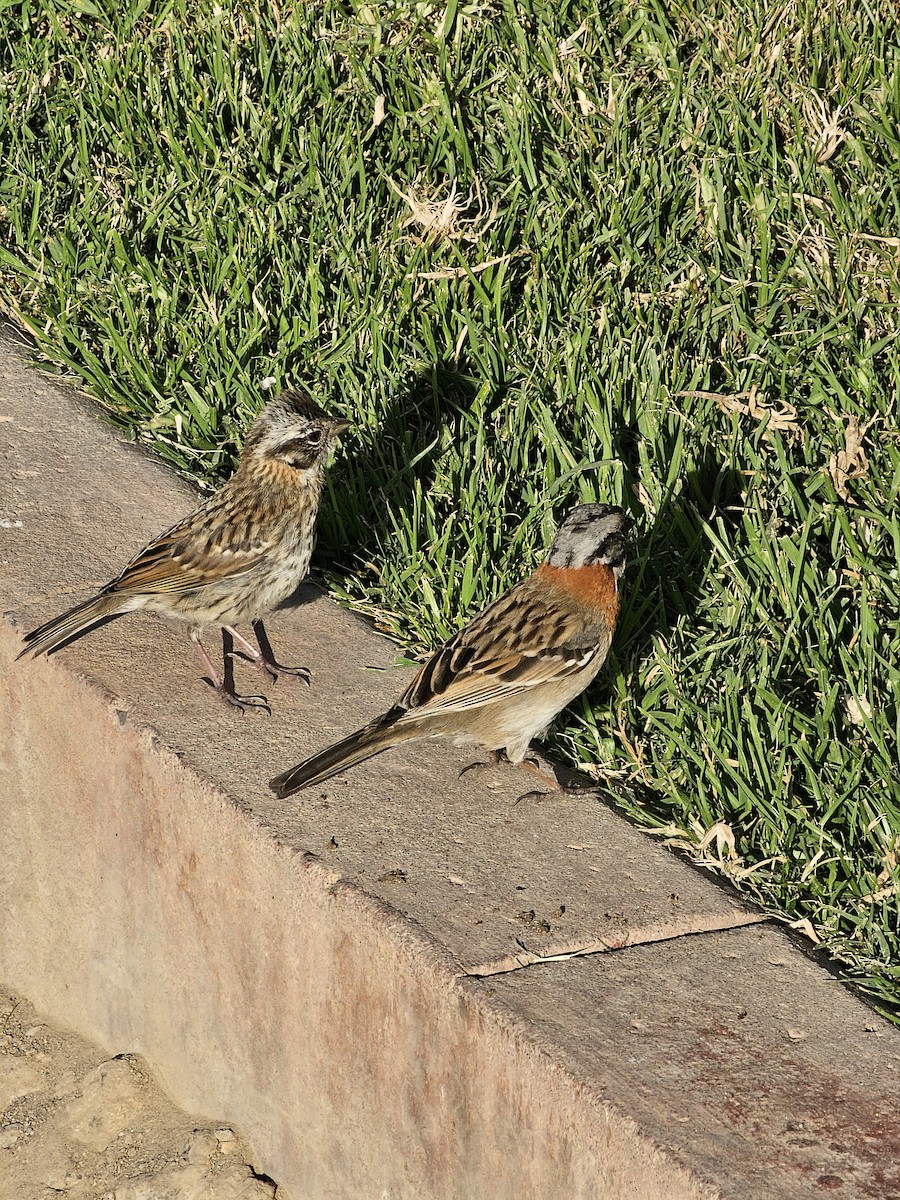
[491,927,900,1199]
[0,627,714,1200]
[1,328,899,1198]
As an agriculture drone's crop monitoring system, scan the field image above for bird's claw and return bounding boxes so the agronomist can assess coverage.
[459,759,487,779]
[203,676,271,715]
[514,787,554,804]
[226,650,310,686]
[459,750,503,779]
[267,661,312,686]
[514,781,601,804]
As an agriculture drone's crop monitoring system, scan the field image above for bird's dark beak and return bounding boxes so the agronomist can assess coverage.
[331,418,352,437]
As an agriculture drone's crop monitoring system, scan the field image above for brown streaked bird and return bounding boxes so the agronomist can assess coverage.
[270,503,630,796]
[18,388,350,710]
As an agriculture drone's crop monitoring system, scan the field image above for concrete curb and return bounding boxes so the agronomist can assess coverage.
[2,334,899,1198]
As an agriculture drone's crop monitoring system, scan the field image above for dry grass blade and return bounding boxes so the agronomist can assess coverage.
[827,414,873,503]
[387,176,498,245]
[674,387,800,438]
[804,95,847,164]
[406,251,524,281]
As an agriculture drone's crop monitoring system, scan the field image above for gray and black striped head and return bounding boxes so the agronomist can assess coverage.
[546,504,630,578]
[242,388,351,473]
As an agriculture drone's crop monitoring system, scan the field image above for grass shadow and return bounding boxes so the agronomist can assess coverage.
[615,432,745,676]
[300,361,481,603]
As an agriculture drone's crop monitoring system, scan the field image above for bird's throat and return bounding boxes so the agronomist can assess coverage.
[536,562,620,627]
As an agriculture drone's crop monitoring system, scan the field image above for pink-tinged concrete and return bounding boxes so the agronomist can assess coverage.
[2,328,900,1198]
[0,631,714,1200]
[492,929,900,1198]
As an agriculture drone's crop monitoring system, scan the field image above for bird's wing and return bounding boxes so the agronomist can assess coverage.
[397,579,607,717]
[107,495,269,596]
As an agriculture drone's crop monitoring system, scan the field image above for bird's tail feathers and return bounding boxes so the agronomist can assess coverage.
[17,593,125,659]
[270,711,413,797]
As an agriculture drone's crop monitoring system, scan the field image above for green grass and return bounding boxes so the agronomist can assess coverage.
[1,0,899,1014]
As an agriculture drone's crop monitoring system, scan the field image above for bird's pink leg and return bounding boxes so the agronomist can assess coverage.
[222,622,311,685]
[191,634,270,713]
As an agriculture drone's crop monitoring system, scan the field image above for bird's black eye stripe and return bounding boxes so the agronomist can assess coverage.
[591,532,627,565]
[282,436,324,463]
[279,433,322,460]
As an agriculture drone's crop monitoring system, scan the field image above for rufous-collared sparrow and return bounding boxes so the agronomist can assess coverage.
[269,503,629,795]
[18,388,350,710]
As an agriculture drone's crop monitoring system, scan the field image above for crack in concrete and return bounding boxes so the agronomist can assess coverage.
[462,910,771,978]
